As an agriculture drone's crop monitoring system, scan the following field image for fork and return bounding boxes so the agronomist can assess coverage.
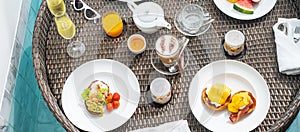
[294,26,300,43]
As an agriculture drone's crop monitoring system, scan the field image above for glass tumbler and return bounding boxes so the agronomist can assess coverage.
[178,4,205,33]
[55,13,76,39]
[67,41,85,58]
[46,0,66,17]
[155,35,180,67]
[102,11,124,37]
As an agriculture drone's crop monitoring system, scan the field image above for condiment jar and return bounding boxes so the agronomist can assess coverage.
[150,78,171,104]
[223,30,245,56]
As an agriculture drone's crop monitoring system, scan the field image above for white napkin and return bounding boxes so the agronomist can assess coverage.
[130,120,191,132]
[272,18,300,75]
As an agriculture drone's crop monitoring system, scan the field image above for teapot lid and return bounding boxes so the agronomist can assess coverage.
[133,2,164,26]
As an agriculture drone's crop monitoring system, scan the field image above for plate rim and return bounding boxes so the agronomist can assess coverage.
[61,59,140,131]
[188,59,270,131]
[213,0,277,20]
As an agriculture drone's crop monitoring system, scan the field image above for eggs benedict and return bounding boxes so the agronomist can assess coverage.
[228,91,256,123]
[202,83,232,110]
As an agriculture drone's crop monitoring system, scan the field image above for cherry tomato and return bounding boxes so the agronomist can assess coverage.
[106,94,113,103]
[113,101,120,109]
[106,103,114,111]
[113,93,120,101]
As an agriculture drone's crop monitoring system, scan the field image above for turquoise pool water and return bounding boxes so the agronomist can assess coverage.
[6,0,65,131]
[7,0,299,131]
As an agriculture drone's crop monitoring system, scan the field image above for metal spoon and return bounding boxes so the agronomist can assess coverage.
[168,37,190,73]
[201,19,215,27]
[189,19,215,34]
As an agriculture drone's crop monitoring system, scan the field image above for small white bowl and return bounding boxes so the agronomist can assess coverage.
[127,34,146,54]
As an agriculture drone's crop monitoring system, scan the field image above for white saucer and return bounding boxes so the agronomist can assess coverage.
[174,6,212,36]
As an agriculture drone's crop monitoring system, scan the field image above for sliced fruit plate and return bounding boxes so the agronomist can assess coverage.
[230,0,261,14]
[213,0,276,20]
[233,0,255,14]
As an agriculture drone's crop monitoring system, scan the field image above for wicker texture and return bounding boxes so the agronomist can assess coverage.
[33,0,300,131]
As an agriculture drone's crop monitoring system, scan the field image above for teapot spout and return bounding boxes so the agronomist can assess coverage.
[155,17,172,29]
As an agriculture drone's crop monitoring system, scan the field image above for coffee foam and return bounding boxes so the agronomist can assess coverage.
[155,35,179,56]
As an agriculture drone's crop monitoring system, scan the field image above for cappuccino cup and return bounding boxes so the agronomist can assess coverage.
[155,35,180,67]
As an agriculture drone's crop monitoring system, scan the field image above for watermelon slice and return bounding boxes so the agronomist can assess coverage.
[233,0,254,14]
[252,0,261,3]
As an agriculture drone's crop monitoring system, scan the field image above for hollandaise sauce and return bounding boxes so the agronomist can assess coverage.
[207,83,232,105]
[228,92,250,113]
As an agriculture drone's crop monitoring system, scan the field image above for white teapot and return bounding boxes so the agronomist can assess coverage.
[127,1,171,34]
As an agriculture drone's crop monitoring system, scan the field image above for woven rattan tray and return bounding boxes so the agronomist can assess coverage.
[33,0,300,131]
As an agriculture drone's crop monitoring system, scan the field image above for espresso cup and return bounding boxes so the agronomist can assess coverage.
[155,35,180,67]
[127,34,146,54]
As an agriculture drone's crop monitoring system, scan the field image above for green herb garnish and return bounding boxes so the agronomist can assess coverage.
[97,92,103,100]
[100,87,108,93]
[81,88,90,101]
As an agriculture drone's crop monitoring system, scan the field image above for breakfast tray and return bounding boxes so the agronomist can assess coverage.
[32,0,300,131]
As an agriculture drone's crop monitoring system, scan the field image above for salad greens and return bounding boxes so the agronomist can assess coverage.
[81,88,90,101]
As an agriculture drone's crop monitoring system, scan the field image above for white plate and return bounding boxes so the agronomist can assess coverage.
[213,0,277,20]
[188,60,270,132]
[62,59,140,131]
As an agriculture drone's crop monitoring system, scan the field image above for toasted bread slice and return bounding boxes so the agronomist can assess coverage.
[85,100,104,116]
[83,80,108,116]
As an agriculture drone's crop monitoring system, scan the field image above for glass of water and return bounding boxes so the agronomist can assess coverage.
[177,4,206,33]
[67,41,85,58]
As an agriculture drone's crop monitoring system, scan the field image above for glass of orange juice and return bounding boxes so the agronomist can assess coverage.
[102,11,123,37]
